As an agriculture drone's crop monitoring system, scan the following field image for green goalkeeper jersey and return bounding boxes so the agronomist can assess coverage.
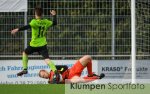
[29,19,53,47]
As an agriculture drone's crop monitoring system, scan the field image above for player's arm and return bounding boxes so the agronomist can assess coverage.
[11,25,31,35]
[50,10,57,26]
[70,75,100,83]
[70,76,86,83]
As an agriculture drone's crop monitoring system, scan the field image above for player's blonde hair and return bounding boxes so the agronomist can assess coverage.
[39,70,46,77]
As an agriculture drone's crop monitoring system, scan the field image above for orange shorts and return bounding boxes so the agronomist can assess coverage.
[68,60,84,79]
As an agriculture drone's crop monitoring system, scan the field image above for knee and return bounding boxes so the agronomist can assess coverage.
[83,55,92,61]
[44,58,50,64]
[22,51,27,55]
[79,55,92,66]
[81,55,92,63]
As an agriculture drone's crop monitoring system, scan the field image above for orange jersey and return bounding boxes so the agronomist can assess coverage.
[61,60,84,80]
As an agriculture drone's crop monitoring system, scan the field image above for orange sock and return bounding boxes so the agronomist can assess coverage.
[87,60,93,76]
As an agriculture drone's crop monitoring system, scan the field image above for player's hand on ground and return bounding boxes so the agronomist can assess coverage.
[11,28,19,35]
[50,10,56,16]
[48,80,51,84]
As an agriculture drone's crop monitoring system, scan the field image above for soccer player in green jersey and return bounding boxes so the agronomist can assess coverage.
[11,7,57,76]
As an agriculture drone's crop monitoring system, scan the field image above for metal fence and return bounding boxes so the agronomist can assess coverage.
[0,0,149,59]
[136,0,150,59]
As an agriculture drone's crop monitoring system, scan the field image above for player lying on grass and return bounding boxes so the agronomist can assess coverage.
[11,7,57,76]
[39,55,105,84]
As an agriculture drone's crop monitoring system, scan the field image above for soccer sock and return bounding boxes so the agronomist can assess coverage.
[87,60,93,76]
[22,53,28,70]
[48,60,57,72]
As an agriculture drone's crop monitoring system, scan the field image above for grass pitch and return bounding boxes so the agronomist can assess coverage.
[0,84,150,94]
[0,84,65,94]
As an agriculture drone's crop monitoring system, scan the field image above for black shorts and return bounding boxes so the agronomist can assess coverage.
[24,45,49,59]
